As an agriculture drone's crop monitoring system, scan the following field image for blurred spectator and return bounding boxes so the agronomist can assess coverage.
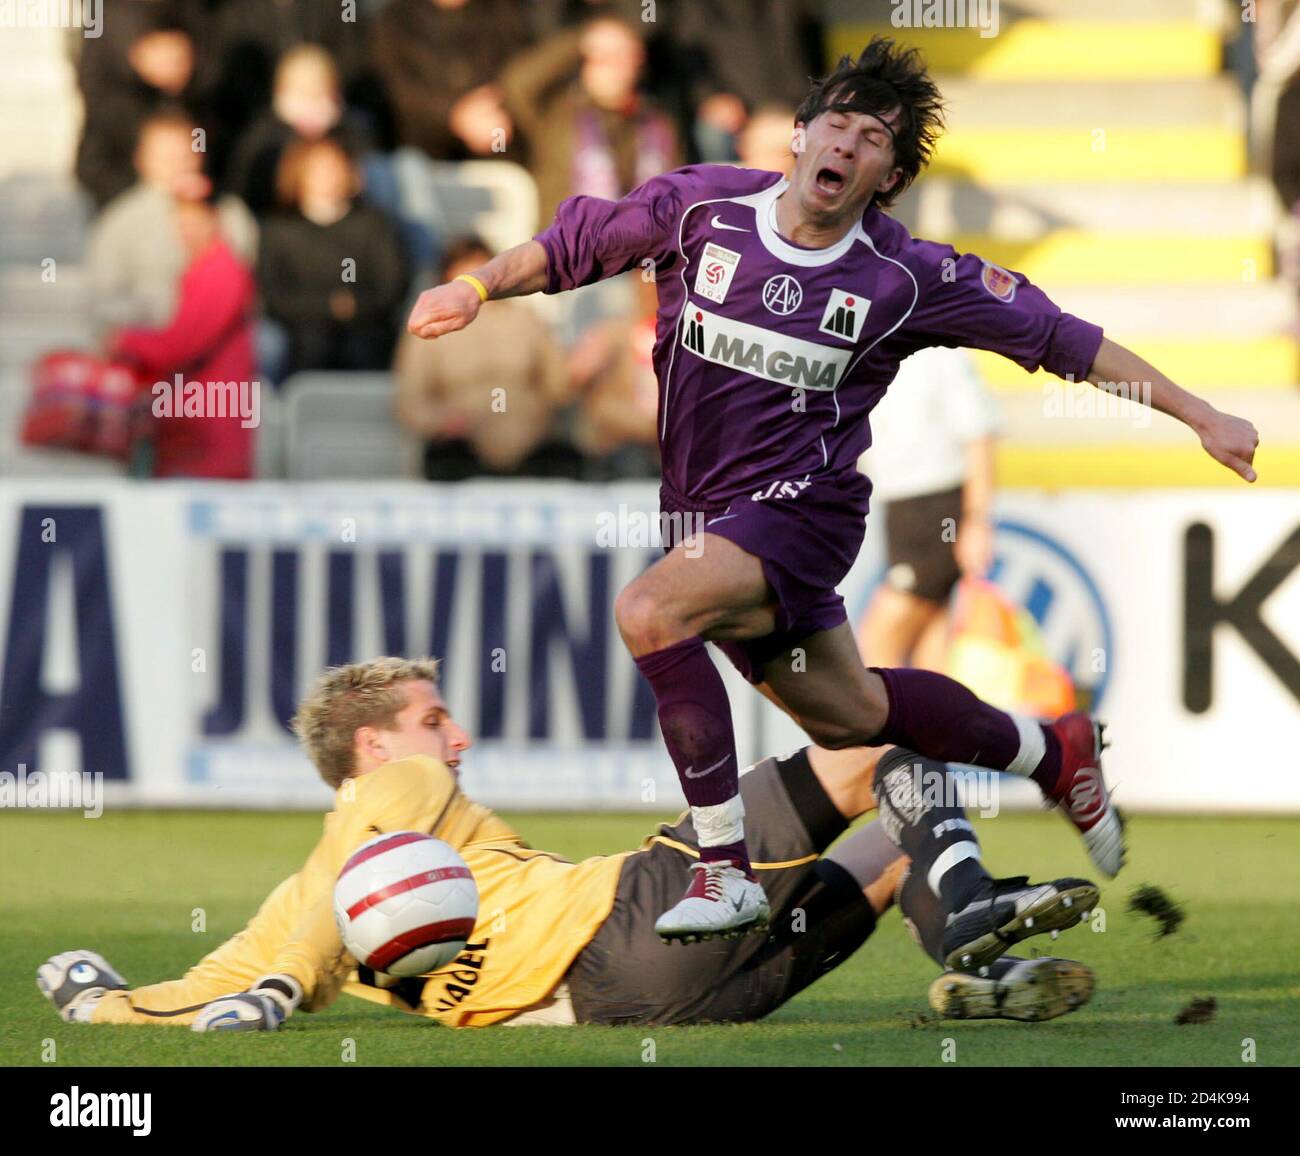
[526,0,646,37]
[1274,72,1300,215]
[736,103,798,176]
[226,44,353,214]
[663,0,822,163]
[566,273,659,479]
[206,0,386,172]
[257,136,409,381]
[502,15,679,223]
[372,0,531,160]
[86,109,257,337]
[856,347,1001,671]
[1273,72,1300,296]
[394,237,582,480]
[109,196,258,480]
[75,4,210,206]
[1250,0,1300,172]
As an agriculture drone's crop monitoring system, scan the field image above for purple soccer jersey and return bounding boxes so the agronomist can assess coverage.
[537,164,1104,508]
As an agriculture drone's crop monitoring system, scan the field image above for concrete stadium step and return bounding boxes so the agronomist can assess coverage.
[0,25,81,177]
[950,231,1270,285]
[0,175,90,262]
[1046,283,1299,339]
[994,390,1300,443]
[0,264,88,316]
[824,0,1220,23]
[0,122,81,178]
[966,0,1220,20]
[902,178,1278,239]
[0,316,96,373]
[995,443,1300,488]
[928,126,1244,182]
[973,337,1299,392]
[939,77,1244,130]
[828,21,1221,80]
[0,442,129,479]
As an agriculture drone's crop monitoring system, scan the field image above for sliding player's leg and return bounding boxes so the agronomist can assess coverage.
[39,874,300,1027]
[615,531,776,941]
[896,865,1097,1022]
[868,747,1099,971]
[672,818,1094,1026]
[758,623,1125,877]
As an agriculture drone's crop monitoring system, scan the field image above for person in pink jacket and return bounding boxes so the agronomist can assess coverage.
[111,196,259,479]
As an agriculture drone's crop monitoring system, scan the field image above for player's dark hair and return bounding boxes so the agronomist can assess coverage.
[795,36,946,209]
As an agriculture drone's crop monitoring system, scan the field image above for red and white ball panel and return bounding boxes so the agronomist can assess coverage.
[334,832,479,977]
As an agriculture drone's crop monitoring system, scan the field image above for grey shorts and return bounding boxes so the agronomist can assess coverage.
[566,749,878,1026]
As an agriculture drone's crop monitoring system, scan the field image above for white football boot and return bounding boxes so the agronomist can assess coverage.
[654,861,771,943]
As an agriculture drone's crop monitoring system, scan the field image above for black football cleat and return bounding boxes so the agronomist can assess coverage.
[941,875,1099,973]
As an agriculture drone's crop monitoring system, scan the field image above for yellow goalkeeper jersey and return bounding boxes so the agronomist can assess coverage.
[272,755,630,1028]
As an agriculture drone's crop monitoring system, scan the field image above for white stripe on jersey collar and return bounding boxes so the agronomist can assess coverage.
[753,179,870,267]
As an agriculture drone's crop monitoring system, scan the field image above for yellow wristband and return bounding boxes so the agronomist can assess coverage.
[454,273,489,303]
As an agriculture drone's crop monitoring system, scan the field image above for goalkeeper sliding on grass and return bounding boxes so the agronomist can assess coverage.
[38,658,1100,1031]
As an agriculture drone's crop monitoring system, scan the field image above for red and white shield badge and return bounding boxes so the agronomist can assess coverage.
[980,262,1018,303]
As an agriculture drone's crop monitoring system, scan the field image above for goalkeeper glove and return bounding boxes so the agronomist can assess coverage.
[192,974,303,1033]
[37,950,128,1023]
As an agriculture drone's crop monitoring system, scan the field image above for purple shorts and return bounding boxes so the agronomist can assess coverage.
[659,471,872,683]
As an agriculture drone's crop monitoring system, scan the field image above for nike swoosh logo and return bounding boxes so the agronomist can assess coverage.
[711,214,749,232]
[706,513,738,524]
[683,755,730,780]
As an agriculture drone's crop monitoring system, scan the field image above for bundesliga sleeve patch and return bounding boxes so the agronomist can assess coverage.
[980,261,1018,302]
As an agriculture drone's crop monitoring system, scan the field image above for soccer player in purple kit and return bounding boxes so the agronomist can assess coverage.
[408,39,1260,942]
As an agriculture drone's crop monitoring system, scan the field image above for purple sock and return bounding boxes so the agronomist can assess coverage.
[634,637,743,815]
[870,666,1062,791]
[699,839,752,875]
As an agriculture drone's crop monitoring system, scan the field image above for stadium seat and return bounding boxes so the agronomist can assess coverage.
[252,380,285,479]
[281,372,421,481]
[390,150,539,256]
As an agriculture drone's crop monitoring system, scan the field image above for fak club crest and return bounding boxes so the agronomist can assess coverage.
[762,274,803,315]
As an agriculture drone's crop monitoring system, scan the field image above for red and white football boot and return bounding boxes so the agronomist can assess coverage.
[654,861,771,943]
[1042,712,1126,878]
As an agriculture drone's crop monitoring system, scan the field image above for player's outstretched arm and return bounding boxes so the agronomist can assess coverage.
[191,975,303,1033]
[406,239,549,341]
[1085,336,1260,482]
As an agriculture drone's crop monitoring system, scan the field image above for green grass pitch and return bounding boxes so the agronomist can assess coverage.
[2,809,1297,1067]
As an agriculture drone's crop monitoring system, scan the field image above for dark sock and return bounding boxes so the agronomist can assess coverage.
[874,748,989,913]
[898,862,948,967]
[899,876,1026,979]
[870,666,1063,791]
[633,635,741,810]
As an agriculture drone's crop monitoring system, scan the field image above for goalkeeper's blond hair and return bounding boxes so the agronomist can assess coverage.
[292,657,443,789]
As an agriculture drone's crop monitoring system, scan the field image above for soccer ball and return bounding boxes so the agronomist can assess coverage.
[334,832,479,976]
